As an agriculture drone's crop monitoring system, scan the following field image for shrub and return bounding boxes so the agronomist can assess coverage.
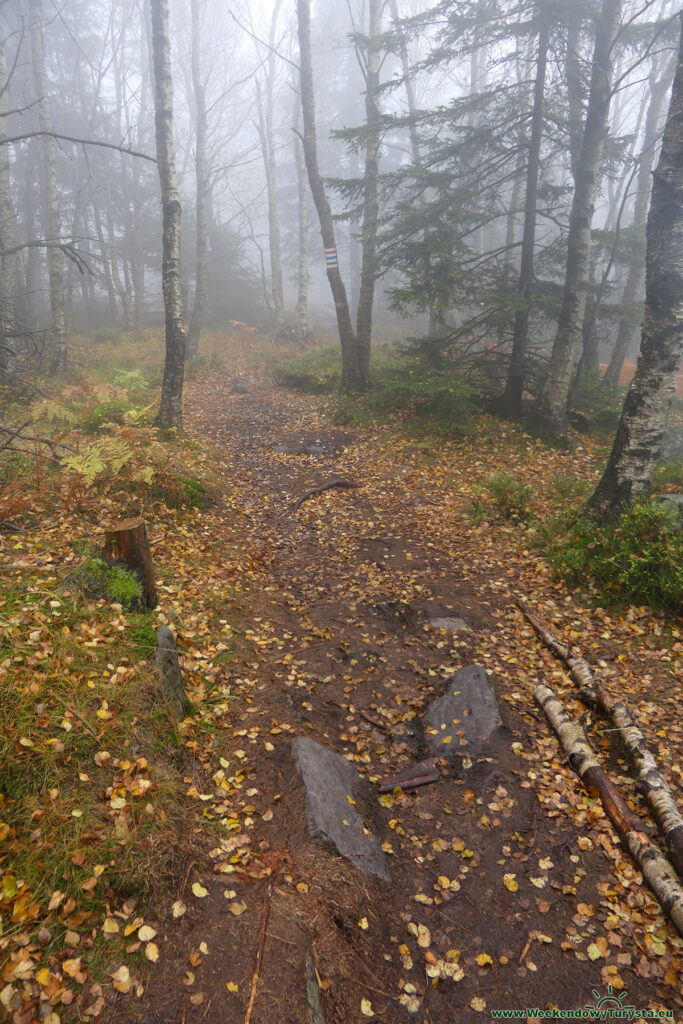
[486,473,533,521]
[83,400,134,433]
[80,557,144,609]
[552,501,682,611]
[149,472,208,509]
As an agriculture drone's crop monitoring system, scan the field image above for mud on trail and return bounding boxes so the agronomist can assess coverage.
[111,371,682,1024]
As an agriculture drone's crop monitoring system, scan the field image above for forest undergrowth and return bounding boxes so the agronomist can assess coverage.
[0,329,681,1023]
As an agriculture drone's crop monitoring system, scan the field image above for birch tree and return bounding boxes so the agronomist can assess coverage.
[149,0,185,429]
[296,0,362,391]
[535,0,622,437]
[28,0,67,374]
[186,0,208,360]
[587,13,682,522]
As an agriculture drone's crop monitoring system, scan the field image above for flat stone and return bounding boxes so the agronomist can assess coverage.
[428,616,469,633]
[292,737,390,881]
[423,664,502,759]
[231,379,250,394]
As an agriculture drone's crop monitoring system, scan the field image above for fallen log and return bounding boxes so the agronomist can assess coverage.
[103,517,157,608]
[517,598,593,688]
[291,477,359,514]
[578,685,683,881]
[520,599,683,882]
[535,684,683,937]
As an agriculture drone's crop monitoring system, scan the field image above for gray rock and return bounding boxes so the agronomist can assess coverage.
[231,379,250,394]
[657,493,683,530]
[155,626,187,706]
[660,425,683,464]
[292,737,390,882]
[428,616,469,634]
[423,665,502,759]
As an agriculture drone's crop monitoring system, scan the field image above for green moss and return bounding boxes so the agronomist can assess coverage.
[80,557,144,610]
[83,400,134,433]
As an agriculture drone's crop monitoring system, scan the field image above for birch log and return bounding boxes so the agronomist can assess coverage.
[578,685,683,880]
[520,599,683,880]
[535,684,683,936]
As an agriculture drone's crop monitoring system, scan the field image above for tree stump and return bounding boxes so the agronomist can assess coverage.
[103,518,157,608]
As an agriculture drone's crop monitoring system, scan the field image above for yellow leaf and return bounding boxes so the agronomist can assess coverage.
[111,966,131,993]
[229,901,247,916]
[358,917,369,930]
[503,874,518,892]
[587,943,604,961]
[470,997,486,1012]
[361,997,374,1017]
[103,918,119,934]
[138,925,157,942]
[172,900,187,918]
[226,981,239,993]
[145,943,159,962]
[475,953,493,967]
[191,882,208,899]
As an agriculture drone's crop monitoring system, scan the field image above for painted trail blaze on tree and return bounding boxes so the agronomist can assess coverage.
[150,0,185,430]
[588,13,683,522]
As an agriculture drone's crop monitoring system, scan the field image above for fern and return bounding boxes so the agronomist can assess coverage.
[62,438,135,485]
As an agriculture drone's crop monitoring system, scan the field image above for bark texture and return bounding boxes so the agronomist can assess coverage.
[500,17,549,418]
[603,58,676,386]
[186,0,208,360]
[355,0,383,386]
[535,684,683,936]
[588,16,683,520]
[296,0,362,392]
[536,0,621,436]
[28,0,67,375]
[149,0,185,430]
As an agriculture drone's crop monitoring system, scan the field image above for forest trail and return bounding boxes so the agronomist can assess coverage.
[111,369,682,1024]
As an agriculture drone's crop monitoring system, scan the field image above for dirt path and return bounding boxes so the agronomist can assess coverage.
[111,371,682,1024]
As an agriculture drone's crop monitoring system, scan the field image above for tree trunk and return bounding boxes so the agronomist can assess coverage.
[256,78,284,328]
[21,140,40,334]
[293,97,309,341]
[296,0,361,392]
[587,16,683,521]
[500,16,549,418]
[186,0,208,361]
[603,57,676,387]
[535,0,621,437]
[355,0,383,387]
[149,0,185,430]
[28,0,68,375]
[0,30,19,380]
[103,517,158,609]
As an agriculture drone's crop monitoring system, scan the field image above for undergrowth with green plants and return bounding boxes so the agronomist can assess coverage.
[541,499,682,611]
[273,345,477,437]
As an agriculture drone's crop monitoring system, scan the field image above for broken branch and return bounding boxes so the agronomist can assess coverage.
[244,883,273,1024]
[290,477,359,513]
[535,684,683,936]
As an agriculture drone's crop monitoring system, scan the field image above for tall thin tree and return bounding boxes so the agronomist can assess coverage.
[186,0,208,360]
[28,0,67,374]
[149,0,185,429]
[535,0,621,436]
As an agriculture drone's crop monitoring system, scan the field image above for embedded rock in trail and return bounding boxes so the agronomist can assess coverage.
[428,616,469,634]
[423,664,502,759]
[291,737,391,882]
[230,378,250,394]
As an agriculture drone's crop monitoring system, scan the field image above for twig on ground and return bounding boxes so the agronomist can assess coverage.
[244,883,273,1024]
[290,477,359,514]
